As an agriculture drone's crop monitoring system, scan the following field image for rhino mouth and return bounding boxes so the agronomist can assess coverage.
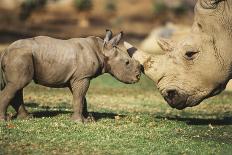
[160,86,188,110]
[122,73,141,84]
[163,92,205,110]
[160,85,211,110]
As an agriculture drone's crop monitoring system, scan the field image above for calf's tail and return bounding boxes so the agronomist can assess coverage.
[0,50,6,90]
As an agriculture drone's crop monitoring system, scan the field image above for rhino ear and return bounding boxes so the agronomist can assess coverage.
[109,31,123,47]
[157,38,174,52]
[103,29,113,47]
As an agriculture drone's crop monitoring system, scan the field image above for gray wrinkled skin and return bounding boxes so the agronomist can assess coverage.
[0,31,141,122]
[125,0,232,110]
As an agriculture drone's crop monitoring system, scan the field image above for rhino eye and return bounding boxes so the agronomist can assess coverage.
[125,60,130,65]
[184,51,198,60]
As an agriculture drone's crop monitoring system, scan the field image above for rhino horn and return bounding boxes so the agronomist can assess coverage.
[157,38,174,52]
[124,41,165,83]
[124,41,151,64]
[124,41,136,57]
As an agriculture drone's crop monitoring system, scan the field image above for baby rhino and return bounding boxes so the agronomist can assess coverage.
[0,30,141,122]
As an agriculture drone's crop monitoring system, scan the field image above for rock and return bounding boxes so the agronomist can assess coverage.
[140,23,191,54]
[226,80,232,91]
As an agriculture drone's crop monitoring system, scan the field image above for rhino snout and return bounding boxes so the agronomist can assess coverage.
[131,70,141,83]
[161,88,188,110]
[136,73,141,80]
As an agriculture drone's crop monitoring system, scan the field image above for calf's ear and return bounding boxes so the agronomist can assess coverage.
[103,29,113,47]
[109,31,123,47]
[157,38,174,52]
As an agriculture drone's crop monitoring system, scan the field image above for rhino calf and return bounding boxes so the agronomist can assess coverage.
[0,30,141,122]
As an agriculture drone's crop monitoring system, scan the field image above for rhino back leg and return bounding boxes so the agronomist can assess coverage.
[10,89,30,119]
[0,50,34,120]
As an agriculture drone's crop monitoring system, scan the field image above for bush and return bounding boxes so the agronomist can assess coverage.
[173,5,188,15]
[152,0,188,16]
[73,0,92,11]
[20,0,47,20]
[105,0,117,13]
[152,1,168,15]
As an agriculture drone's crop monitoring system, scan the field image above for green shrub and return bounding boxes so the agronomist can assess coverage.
[173,5,188,15]
[152,1,168,15]
[73,0,92,11]
[152,0,188,16]
[105,0,117,13]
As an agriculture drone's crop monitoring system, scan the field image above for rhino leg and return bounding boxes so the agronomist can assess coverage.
[10,90,30,119]
[0,84,19,120]
[83,97,95,122]
[70,78,90,123]
[0,52,33,120]
[83,97,88,118]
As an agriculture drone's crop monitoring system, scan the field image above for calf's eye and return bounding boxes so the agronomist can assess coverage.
[125,60,130,65]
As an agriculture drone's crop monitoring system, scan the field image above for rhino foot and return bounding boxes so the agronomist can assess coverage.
[17,112,33,120]
[0,114,12,121]
[86,113,96,122]
[0,115,6,121]
[71,113,95,123]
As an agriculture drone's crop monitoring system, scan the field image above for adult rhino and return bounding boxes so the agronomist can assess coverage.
[125,0,232,110]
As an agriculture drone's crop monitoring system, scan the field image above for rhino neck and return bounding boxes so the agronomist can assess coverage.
[129,47,164,84]
[89,36,107,74]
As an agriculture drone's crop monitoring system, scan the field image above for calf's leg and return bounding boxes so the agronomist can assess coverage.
[0,84,19,120]
[70,78,90,123]
[0,52,33,120]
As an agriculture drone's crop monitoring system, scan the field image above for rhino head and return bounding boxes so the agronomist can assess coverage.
[125,0,232,109]
[102,30,141,84]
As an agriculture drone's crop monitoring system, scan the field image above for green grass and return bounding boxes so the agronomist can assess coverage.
[1,74,232,155]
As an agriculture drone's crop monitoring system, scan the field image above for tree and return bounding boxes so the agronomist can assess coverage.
[20,0,47,20]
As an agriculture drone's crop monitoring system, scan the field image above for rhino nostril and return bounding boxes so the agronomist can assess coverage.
[136,74,140,79]
[166,89,177,101]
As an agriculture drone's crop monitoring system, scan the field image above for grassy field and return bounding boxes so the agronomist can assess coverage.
[0,74,232,155]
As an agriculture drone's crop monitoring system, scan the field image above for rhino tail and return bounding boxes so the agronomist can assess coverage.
[0,50,6,90]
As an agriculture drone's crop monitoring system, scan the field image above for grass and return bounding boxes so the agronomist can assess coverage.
[0,74,232,155]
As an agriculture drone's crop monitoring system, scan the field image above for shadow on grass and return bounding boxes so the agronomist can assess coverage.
[25,102,125,120]
[155,116,232,125]
[24,102,69,118]
[32,110,71,118]
[92,112,126,121]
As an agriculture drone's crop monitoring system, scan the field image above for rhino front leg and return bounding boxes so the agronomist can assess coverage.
[11,90,30,119]
[70,78,90,123]
[83,97,88,118]
[83,97,95,122]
